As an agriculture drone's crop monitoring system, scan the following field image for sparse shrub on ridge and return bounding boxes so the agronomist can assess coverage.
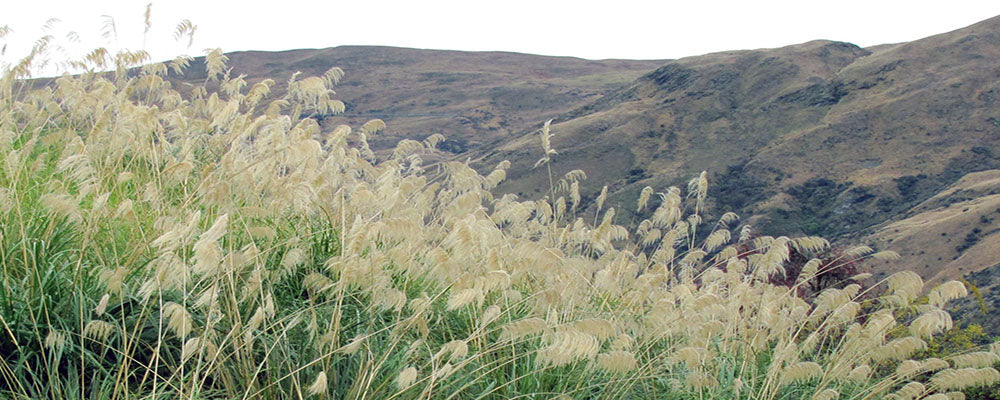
[0,20,998,400]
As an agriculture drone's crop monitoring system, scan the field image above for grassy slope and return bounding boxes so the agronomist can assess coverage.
[5,19,1000,400]
[176,46,665,158]
[485,14,1000,227]
[864,169,1000,333]
[469,16,1000,318]
[171,18,1000,331]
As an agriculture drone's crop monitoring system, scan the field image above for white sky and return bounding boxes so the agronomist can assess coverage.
[2,0,999,71]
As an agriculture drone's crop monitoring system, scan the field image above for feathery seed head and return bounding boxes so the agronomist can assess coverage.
[595,350,638,373]
[874,336,927,363]
[922,358,951,372]
[674,346,710,369]
[931,367,1000,391]
[480,305,502,327]
[637,186,653,212]
[339,335,366,355]
[446,288,482,311]
[44,330,68,352]
[928,280,968,308]
[435,340,469,362]
[910,308,953,338]
[889,381,924,400]
[539,327,600,367]
[0,188,13,215]
[896,359,921,378]
[848,364,871,382]
[432,363,455,380]
[573,318,616,341]
[780,361,823,385]
[396,366,418,389]
[814,388,839,400]
[887,271,924,302]
[95,293,110,316]
[40,193,83,223]
[162,302,194,338]
[181,337,203,363]
[307,371,328,396]
[952,351,1000,368]
[83,320,115,342]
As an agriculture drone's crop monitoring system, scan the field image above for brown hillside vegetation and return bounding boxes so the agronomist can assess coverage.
[866,169,1000,332]
[870,170,1000,284]
[483,15,1000,238]
[468,15,1000,327]
[177,46,665,157]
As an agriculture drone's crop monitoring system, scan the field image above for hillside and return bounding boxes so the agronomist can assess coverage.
[178,46,665,156]
[174,17,1000,330]
[866,169,1000,330]
[473,15,1000,300]
[483,16,1000,237]
[7,13,1000,399]
[7,45,996,398]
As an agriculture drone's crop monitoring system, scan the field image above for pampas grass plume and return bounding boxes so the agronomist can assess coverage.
[781,361,823,385]
[814,388,839,400]
[83,320,115,342]
[396,366,418,390]
[307,371,328,396]
[595,350,637,373]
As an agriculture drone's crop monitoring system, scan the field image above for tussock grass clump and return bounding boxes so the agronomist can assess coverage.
[1,25,999,400]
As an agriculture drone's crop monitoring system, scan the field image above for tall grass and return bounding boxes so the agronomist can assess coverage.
[0,25,998,400]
